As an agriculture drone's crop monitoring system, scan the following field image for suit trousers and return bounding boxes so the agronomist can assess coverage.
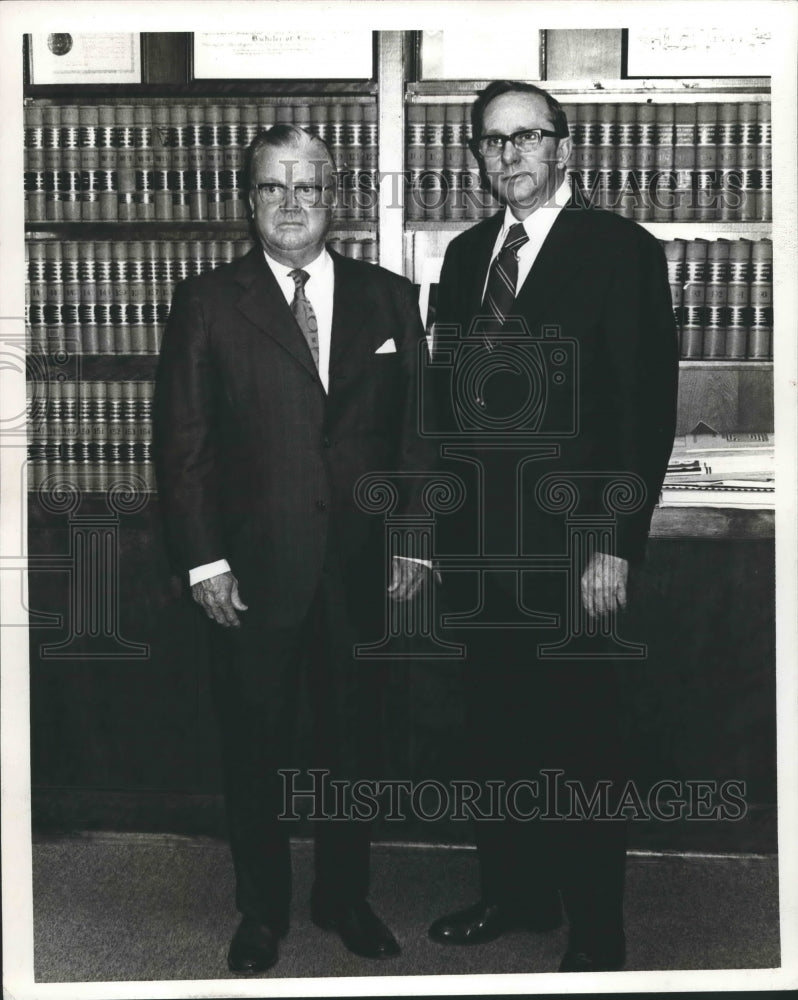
[209,552,383,930]
[452,572,628,949]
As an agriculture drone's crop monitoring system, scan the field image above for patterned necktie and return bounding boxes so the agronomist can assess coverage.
[288,268,320,370]
[482,222,530,331]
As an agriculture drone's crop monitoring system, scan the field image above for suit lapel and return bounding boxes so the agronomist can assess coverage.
[233,247,321,385]
[329,252,370,372]
[466,214,504,321]
[512,202,588,329]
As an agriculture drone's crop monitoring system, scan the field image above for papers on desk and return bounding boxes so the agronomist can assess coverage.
[661,430,775,509]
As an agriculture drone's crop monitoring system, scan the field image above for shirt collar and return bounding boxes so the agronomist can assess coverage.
[262,246,332,283]
[501,175,571,239]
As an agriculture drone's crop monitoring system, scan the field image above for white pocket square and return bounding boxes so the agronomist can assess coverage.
[375,339,397,354]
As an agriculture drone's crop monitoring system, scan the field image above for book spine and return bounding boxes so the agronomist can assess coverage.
[738,102,759,223]
[46,378,64,488]
[717,103,739,222]
[695,103,717,222]
[425,103,446,222]
[363,238,378,264]
[748,239,772,360]
[344,103,364,221]
[90,382,108,492]
[62,240,81,352]
[664,239,686,337]
[170,104,190,222]
[78,241,99,355]
[128,242,147,354]
[121,381,139,483]
[726,239,751,359]
[173,239,191,285]
[205,240,221,274]
[138,381,155,491]
[206,104,224,222]
[681,239,707,359]
[444,103,465,222]
[153,104,172,221]
[106,381,124,488]
[76,382,93,492]
[672,104,696,222]
[97,105,118,222]
[78,105,100,222]
[575,103,598,208]
[157,241,175,353]
[363,101,378,223]
[45,241,65,356]
[596,103,617,211]
[222,105,244,221]
[653,103,675,222]
[757,102,772,222]
[111,243,131,353]
[615,103,637,220]
[134,105,155,222]
[258,102,276,134]
[43,105,63,222]
[632,103,654,221]
[326,102,345,221]
[116,105,136,222]
[703,239,729,359]
[406,104,426,223]
[61,105,82,222]
[61,380,79,488]
[25,103,46,222]
[187,104,208,222]
[27,381,48,491]
[189,239,205,278]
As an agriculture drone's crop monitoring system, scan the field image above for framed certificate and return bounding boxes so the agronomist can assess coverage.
[419,28,545,80]
[26,33,142,85]
[625,27,773,78]
[191,31,374,80]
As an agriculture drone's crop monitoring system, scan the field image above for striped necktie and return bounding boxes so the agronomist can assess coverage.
[288,268,320,370]
[482,222,530,333]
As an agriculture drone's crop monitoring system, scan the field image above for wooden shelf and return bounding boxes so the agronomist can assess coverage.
[407,79,771,101]
[25,82,379,100]
[25,221,377,241]
[404,220,772,237]
[650,505,774,539]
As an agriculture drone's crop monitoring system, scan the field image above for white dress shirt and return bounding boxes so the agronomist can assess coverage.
[482,176,572,300]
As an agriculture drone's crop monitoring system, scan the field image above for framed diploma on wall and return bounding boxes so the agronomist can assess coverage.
[624,27,772,77]
[418,28,545,80]
[26,33,142,84]
[191,31,375,80]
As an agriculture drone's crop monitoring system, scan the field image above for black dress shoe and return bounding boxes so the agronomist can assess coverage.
[312,899,400,958]
[227,917,282,975]
[559,940,626,972]
[428,897,562,946]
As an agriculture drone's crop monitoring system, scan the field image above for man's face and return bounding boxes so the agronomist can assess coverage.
[479,92,571,218]
[248,138,335,268]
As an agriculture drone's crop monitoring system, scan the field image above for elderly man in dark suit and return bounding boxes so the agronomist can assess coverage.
[426,81,679,972]
[155,124,434,974]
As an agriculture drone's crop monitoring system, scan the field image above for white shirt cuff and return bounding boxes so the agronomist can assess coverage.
[189,559,231,586]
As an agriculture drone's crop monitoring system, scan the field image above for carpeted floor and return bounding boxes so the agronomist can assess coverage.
[32,835,780,981]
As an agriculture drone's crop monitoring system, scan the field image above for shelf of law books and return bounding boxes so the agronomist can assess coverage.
[24,93,380,495]
[404,89,773,364]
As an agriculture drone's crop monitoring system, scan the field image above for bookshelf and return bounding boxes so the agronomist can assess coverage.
[23,32,777,848]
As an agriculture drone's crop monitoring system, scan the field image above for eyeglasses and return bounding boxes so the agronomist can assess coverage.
[252,182,333,207]
[475,128,564,157]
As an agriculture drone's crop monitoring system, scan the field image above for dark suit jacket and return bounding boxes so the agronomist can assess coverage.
[433,202,679,570]
[154,246,435,630]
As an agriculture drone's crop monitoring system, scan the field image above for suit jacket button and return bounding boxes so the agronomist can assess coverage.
[316,499,328,510]
[322,437,331,448]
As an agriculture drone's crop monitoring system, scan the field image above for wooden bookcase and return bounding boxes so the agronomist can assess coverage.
[25,30,776,850]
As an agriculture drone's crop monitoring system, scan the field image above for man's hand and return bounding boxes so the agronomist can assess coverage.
[388,557,433,602]
[191,571,248,628]
[581,552,629,619]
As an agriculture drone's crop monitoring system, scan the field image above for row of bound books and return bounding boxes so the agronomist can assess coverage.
[662,238,772,360]
[25,237,378,355]
[406,101,771,222]
[24,100,378,223]
[27,380,155,492]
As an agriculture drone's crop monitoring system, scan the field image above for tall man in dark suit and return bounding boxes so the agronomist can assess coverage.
[154,125,434,974]
[427,81,679,972]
